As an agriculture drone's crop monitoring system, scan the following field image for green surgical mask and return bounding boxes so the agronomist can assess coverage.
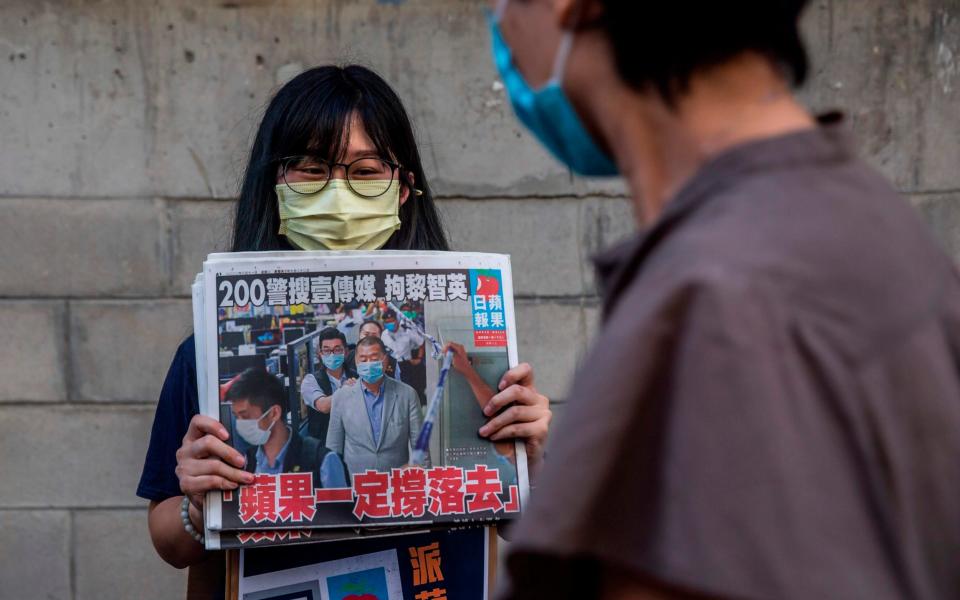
[276,179,402,251]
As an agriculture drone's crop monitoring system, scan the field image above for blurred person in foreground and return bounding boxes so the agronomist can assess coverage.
[487,1,960,599]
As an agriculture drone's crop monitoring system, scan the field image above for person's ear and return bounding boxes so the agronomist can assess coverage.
[555,0,605,30]
[399,171,423,207]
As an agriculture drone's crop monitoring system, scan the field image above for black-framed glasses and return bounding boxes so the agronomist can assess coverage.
[279,155,401,199]
[319,347,346,356]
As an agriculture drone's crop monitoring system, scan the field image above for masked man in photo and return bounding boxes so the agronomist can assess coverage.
[300,327,357,442]
[227,368,347,488]
[326,336,428,476]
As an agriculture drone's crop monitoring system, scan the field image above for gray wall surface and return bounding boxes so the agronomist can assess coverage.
[0,1,958,599]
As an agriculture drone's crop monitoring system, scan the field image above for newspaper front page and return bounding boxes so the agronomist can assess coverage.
[194,251,528,537]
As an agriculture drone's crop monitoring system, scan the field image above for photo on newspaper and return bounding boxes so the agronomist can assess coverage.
[197,251,527,532]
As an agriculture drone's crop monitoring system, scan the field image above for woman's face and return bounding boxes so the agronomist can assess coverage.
[276,113,412,207]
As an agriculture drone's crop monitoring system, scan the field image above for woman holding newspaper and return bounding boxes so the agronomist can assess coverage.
[137,65,552,583]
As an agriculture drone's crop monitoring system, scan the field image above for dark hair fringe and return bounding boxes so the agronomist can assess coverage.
[231,65,449,252]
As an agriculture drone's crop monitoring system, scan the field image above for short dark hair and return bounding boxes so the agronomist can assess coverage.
[225,368,284,412]
[360,319,384,333]
[317,327,347,346]
[356,336,388,356]
[599,1,811,100]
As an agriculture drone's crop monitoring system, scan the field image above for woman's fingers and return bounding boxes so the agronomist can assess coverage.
[175,413,254,502]
[201,456,254,484]
[489,421,547,442]
[479,404,549,437]
[183,434,246,468]
[483,382,546,416]
[184,414,230,444]
[183,474,241,494]
[497,362,534,391]
[178,457,254,489]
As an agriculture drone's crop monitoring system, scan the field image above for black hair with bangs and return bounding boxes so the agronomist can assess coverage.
[231,65,449,252]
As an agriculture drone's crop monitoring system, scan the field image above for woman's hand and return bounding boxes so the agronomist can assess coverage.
[176,415,255,512]
[477,363,551,477]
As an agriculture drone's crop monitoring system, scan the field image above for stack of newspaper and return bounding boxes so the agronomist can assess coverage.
[192,251,527,596]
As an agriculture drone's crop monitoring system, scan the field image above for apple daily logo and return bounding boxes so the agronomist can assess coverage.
[469,269,507,347]
[474,272,500,297]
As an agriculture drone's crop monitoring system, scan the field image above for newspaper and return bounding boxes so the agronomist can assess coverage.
[237,526,493,600]
[193,251,528,538]
[207,525,428,551]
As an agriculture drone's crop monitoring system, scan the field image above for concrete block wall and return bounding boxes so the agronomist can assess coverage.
[0,1,957,598]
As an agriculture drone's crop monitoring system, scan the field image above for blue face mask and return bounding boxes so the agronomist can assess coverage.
[321,353,345,371]
[488,1,618,177]
[357,360,385,384]
[384,322,398,333]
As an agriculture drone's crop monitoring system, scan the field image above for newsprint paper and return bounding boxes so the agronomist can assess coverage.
[192,251,528,546]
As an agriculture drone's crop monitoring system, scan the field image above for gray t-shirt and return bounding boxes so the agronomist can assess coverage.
[502,116,960,600]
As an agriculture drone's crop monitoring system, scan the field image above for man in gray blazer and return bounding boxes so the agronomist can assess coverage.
[326,336,430,476]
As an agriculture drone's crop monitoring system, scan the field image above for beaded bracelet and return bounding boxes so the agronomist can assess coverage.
[180,496,205,545]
